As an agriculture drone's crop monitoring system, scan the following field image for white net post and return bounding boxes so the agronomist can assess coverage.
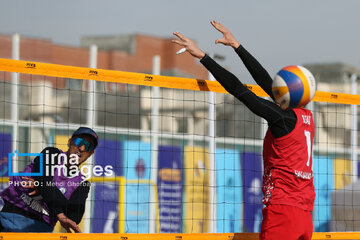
[208,68,217,233]
[351,73,358,182]
[11,33,19,172]
[84,44,98,233]
[87,44,98,125]
[149,55,160,233]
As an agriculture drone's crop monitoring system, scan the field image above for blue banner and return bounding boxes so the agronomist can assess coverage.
[95,139,123,176]
[125,183,151,233]
[92,139,122,232]
[123,141,152,233]
[157,145,182,233]
[241,152,263,233]
[313,156,334,232]
[92,183,120,233]
[0,133,11,177]
[216,148,242,233]
[123,141,151,180]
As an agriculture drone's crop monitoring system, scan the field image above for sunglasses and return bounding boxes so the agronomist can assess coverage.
[72,137,95,152]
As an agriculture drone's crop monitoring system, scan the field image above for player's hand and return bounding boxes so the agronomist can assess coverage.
[172,32,206,59]
[21,177,39,196]
[57,213,82,233]
[210,20,240,49]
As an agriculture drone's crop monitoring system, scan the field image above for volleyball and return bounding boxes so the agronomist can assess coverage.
[272,65,316,109]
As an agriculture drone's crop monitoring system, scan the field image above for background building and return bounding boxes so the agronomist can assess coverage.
[305,63,360,150]
[0,33,359,147]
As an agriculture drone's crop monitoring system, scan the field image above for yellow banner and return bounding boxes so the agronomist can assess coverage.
[0,58,359,105]
[183,146,209,233]
[334,158,352,190]
[54,135,70,152]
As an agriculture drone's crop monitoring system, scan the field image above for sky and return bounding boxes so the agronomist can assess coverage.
[1,0,360,84]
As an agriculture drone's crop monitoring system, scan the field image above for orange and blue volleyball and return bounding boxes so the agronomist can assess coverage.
[272,65,316,109]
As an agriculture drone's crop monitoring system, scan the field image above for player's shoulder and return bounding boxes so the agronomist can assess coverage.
[291,107,313,119]
[283,107,297,119]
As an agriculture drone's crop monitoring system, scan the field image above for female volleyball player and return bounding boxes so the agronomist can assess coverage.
[172,20,315,240]
[0,127,98,233]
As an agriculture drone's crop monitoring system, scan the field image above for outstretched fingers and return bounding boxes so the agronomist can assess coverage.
[171,31,205,59]
[210,20,226,33]
[210,20,240,49]
[172,32,188,48]
[173,32,187,41]
[211,20,228,45]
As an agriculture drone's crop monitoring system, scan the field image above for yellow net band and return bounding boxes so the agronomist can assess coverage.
[0,58,358,105]
[0,232,360,240]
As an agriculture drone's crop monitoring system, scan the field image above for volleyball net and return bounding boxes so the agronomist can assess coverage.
[0,57,359,239]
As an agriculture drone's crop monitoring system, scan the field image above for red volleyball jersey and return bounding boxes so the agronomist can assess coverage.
[262,108,315,211]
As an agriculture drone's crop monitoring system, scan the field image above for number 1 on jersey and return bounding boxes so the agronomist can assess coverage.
[304,130,311,167]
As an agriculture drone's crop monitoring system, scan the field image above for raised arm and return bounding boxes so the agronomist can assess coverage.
[172,32,296,138]
[210,20,275,100]
[199,54,284,123]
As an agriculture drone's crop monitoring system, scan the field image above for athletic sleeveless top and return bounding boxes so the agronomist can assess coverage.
[262,108,315,211]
